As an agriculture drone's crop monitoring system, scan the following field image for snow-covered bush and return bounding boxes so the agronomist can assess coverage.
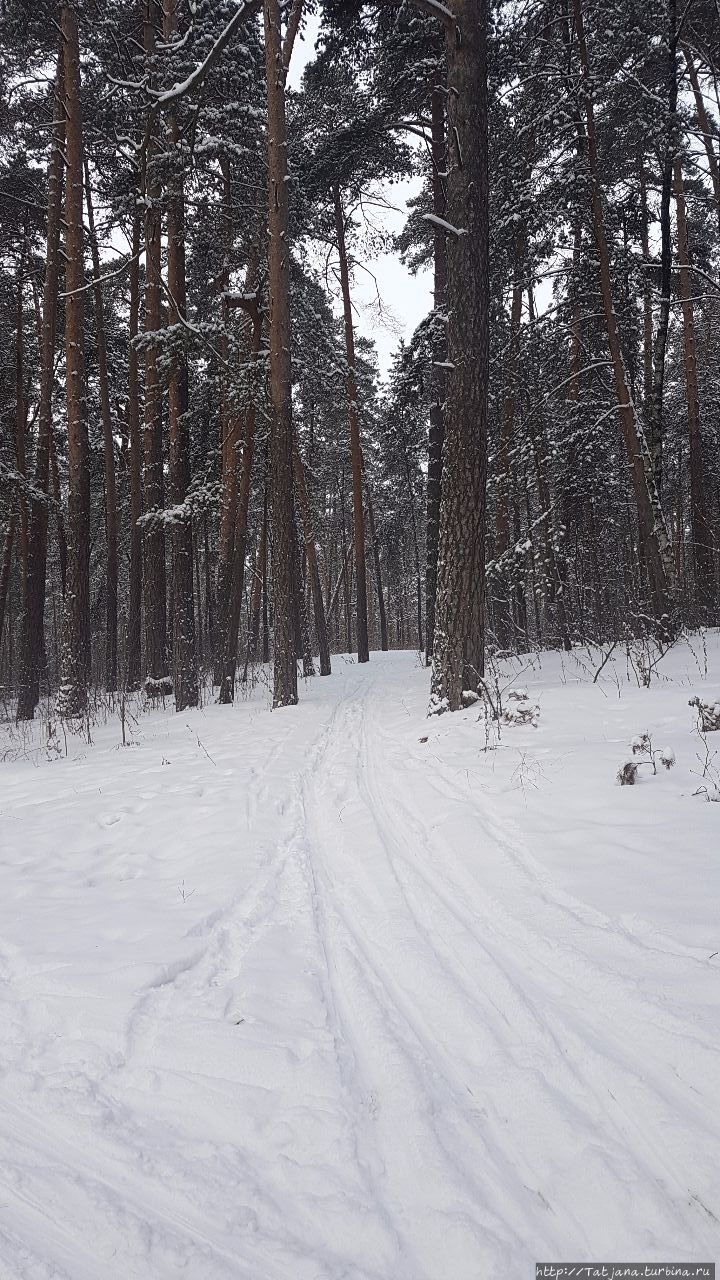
[501,699,540,728]
[689,696,720,733]
[617,759,639,786]
[144,675,174,700]
[618,732,675,785]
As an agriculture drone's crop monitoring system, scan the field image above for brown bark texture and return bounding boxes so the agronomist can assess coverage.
[58,3,91,719]
[17,49,65,720]
[264,0,298,707]
[430,0,490,711]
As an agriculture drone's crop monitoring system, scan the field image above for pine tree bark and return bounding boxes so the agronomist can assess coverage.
[425,79,447,664]
[164,0,198,711]
[673,156,714,612]
[429,0,489,711]
[84,160,118,691]
[16,48,64,721]
[142,0,169,689]
[264,0,297,707]
[126,215,143,690]
[333,182,370,664]
[57,2,91,718]
[294,446,331,674]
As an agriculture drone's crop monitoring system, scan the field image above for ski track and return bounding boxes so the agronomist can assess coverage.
[0,654,718,1278]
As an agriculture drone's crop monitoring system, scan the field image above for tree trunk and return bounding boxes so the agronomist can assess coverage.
[572,0,675,628]
[264,0,298,707]
[294,446,331,674]
[647,0,678,494]
[84,160,118,692]
[399,424,423,650]
[333,182,370,664]
[219,303,262,703]
[214,170,241,685]
[365,483,388,652]
[49,425,67,595]
[526,284,572,651]
[17,48,64,721]
[245,493,267,675]
[327,536,354,629]
[57,2,91,718]
[203,512,215,662]
[495,223,524,648]
[216,250,260,687]
[126,215,143,690]
[164,0,198,712]
[338,480,353,653]
[0,518,16,656]
[142,0,168,689]
[673,156,714,613]
[683,47,720,242]
[425,79,447,663]
[639,169,654,421]
[14,239,29,664]
[430,0,489,712]
[292,509,315,677]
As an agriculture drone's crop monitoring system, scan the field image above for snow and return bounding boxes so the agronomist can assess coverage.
[1,637,719,1278]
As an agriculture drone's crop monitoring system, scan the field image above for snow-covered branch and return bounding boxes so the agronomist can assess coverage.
[422,213,467,239]
[394,0,455,24]
[152,0,262,108]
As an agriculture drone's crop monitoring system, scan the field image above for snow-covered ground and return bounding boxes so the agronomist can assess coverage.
[0,637,719,1279]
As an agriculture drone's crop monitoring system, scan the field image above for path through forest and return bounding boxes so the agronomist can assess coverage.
[1,646,719,1278]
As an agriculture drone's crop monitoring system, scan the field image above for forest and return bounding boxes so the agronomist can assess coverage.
[0,0,718,721]
[1,3,720,1277]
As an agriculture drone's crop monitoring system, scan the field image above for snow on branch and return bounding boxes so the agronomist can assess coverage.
[422,213,467,239]
[416,0,454,19]
[375,0,455,26]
